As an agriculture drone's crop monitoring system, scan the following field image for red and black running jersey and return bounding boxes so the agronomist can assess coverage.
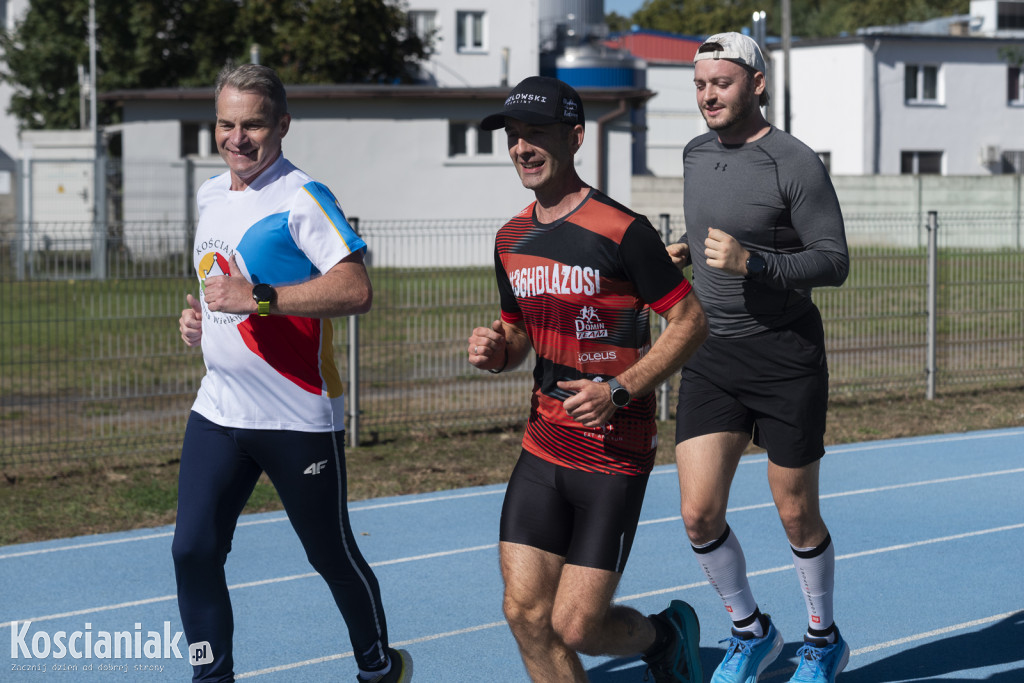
[495,188,692,476]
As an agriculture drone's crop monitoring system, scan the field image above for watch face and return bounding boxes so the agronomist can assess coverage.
[253,284,274,302]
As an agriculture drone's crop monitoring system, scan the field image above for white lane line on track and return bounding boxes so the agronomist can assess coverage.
[234,601,1024,678]
[4,428,1021,561]
[756,609,1024,680]
[616,522,1024,602]
[0,490,505,561]
[639,467,1024,526]
[0,544,500,628]
[5,522,1021,633]
[235,623,508,678]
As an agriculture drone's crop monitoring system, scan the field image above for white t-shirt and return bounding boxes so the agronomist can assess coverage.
[190,155,366,431]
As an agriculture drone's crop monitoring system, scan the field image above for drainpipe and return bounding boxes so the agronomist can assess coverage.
[597,98,628,194]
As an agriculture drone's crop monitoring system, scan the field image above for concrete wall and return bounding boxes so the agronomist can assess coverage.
[631,173,1024,248]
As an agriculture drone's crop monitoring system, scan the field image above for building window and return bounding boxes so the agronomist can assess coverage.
[998,1,1024,29]
[1002,150,1024,173]
[456,11,485,52]
[448,121,494,158]
[901,151,943,175]
[904,64,939,103]
[408,10,436,42]
[1009,66,1024,104]
[181,122,216,158]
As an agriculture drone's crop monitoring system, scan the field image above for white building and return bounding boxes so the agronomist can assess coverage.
[771,0,1024,175]
[105,84,648,262]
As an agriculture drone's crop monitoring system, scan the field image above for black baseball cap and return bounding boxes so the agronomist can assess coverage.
[480,76,585,131]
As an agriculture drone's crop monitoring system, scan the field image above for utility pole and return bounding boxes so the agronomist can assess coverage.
[782,0,792,132]
[89,0,107,279]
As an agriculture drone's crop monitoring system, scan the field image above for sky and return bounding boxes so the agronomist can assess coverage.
[604,0,647,18]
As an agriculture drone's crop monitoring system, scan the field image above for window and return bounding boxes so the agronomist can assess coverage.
[181,122,216,158]
[448,121,494,158]
[998,1,1024,30]
[1009,66,1024,104]
[1002,150,1024,174]
[408,10,436,42]
[904,64,939,104]
[900,151,943,175]
[456,11,485,52]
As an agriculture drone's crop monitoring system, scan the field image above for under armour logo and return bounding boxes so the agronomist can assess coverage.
[714,162,728,172]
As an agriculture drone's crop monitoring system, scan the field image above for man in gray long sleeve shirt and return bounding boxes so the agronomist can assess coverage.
[667,32,851,683]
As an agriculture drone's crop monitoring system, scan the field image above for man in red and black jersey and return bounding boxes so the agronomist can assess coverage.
[467,76,708,683]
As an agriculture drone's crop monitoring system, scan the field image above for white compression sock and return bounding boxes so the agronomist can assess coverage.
[692,525,760,634]
[791,532,836,639]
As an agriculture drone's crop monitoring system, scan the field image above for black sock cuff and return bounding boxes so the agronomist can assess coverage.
[791,532,832,559]
[691,524,731,555]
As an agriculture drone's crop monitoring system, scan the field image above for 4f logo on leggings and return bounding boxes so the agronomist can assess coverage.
[304,460,328,475]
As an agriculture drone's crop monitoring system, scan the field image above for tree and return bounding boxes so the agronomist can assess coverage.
[235,0,428,85]
[0,0,429,130]
[617,0,970,39]
[627,0,765,37]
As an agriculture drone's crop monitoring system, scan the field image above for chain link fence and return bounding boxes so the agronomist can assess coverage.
[2,211,1022,465]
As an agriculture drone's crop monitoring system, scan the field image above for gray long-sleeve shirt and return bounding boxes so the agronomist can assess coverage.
[682,127,849,338]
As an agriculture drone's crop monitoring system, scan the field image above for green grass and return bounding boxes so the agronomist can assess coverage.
[2,385,1022,546]
[2,249,1022,466]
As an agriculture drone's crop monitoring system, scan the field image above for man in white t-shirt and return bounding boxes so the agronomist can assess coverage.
[173,64,411,683]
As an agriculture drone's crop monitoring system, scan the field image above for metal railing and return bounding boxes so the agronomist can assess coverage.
[2,211,1022,465]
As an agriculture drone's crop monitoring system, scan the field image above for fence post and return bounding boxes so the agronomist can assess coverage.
[348,315,360,448]
[348,215,361,448]
[925,211,938,400]
[91,136,107,280]
[15,156,28,280]
[658,213,671,422]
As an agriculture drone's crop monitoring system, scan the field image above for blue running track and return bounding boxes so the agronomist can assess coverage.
[2,428,1022,681]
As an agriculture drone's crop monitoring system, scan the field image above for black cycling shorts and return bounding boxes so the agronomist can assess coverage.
[499,450,649,572]
[675,307,830,468]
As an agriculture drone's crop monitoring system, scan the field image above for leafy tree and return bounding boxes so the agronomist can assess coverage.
[630,0,764,37]
[0,0,428,130]
[605,11,634,34]
[235,0,428,85]
[617,0,970,39]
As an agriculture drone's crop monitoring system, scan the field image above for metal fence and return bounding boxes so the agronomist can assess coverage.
[2,212,1022,465]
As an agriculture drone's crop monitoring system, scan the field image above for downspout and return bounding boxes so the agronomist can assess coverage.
[870,38,881,174]
[597,98,629,194]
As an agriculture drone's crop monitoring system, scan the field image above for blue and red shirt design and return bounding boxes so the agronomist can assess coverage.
[191,155,365,432]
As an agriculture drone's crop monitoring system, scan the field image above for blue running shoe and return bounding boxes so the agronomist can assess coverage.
[710,618,783,683]
[790,632,849,683]
[643,599,702,683]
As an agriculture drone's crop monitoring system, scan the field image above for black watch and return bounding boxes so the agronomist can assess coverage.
[745,251,766,279]
[252,283,276,317]
[607,377,631,408]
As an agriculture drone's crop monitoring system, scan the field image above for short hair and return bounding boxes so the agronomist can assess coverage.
[214,64,289,121]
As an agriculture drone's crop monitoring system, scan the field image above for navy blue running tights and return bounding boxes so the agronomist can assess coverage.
[171,411,389,682]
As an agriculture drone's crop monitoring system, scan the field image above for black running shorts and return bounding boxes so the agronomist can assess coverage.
[675,307,830,468]
[499,450,649,572]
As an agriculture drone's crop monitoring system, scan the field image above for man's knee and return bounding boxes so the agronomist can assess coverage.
[503,592,553,640]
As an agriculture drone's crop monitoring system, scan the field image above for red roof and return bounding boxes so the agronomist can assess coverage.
[604,32,702,64]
